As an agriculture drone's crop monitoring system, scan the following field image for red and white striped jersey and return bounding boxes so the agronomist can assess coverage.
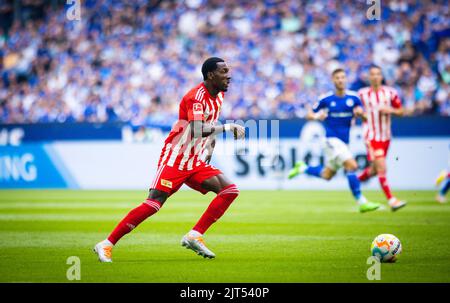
[358,85,402,142]
[157,82,224,171]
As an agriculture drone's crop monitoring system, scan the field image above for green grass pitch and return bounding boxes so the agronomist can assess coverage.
[0,189,449,282]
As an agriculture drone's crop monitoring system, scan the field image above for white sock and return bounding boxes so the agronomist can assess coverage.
[188,230,203,238]
[102,239,114,246]
[357,195,367,205]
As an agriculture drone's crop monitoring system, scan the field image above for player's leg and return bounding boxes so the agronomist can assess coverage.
[288,161,336,180]
[94,165,182,262]
[192,173,239,234]
[329,138,379,212]
[436,172,449,203]
[358,163,376,182]
[106,189,168,245]
[289,139,337,180]
[373,151,406,211]
[319,167,336,180]
[288,160,309,179]
[181,166,239,258]
[93,189,168,262]
[343,159,380,213]
[373,157,391,198]
[435,170,448,187]
[358,142,377,182]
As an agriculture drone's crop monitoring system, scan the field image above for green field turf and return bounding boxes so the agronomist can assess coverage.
[0,189,449,283]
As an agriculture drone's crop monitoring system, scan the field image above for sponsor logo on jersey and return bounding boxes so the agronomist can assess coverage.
[329,112,353,118]
[161,179,173,188]
[193,103,203,114]
[374,149,385,157]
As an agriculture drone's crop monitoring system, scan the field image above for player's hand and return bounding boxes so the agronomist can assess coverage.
[230,124,245,139]
[205,139,215,164]
[379,106,393,115]
[317,111,328,121]
[353,106,364,117]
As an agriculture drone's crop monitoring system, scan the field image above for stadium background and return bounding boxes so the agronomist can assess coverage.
[0,0,449,190]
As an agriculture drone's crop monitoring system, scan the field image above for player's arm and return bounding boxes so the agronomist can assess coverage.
[379,90,404,116]
[353,96,367,121]
[191,121,245,139]
[306,109,327,121]
[353,106,367,122]
[188,99,244,139]
[379,104,404,116]
[204,138,215,164]
[384,107,404,116]
[306,99,327,121]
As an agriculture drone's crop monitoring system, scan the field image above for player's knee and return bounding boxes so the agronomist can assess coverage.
[218,184,240,200]
[147,189,168,205]
[322,173,333,181]
[344,161,358,172]
[321,168,335,180]
[375,163,386,174]
[377,170,386,176]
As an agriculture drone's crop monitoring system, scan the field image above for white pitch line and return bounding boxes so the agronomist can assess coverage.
[0,201,206,209]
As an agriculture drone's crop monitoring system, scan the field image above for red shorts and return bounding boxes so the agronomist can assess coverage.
[149,162,222,196]
[366,140,390,161]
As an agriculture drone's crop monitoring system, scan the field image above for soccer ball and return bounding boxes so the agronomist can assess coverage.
[370,234,402,263]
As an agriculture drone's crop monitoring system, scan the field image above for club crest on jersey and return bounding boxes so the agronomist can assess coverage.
[193,103,203,114]
[330,101,336,107]
[161,179,173,188]
[346,98,354,107]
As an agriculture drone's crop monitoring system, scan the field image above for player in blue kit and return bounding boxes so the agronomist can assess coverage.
[289,68,380,213]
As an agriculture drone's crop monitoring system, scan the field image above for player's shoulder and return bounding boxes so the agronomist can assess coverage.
[345,90,362,101]
[382,85,399,95]
[218,91,224,101]
[357,86,371,95]
[184,83,206,103]
[345,90,359,98]
[318,91,334,102]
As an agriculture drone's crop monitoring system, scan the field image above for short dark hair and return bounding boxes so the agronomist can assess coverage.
[369,64,382,71]
[201,57,225,80]
[332,68,345,76]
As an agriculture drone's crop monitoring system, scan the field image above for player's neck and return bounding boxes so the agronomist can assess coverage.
[371,84,381,91]
[335,89,346,97]
[203,81,219,98]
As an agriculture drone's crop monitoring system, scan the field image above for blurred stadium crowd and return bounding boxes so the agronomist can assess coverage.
[0,0,449,126]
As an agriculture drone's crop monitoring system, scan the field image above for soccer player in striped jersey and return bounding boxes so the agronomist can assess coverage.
[94,57,245,262]
[357,65,407,211]
[288,68,381,213]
